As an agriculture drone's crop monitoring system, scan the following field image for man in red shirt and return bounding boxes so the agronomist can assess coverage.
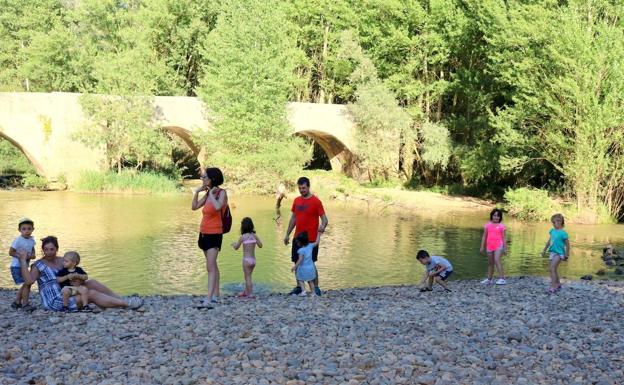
[284,177,328,296]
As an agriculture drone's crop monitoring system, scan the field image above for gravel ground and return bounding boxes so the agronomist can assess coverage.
[1,276,623,385]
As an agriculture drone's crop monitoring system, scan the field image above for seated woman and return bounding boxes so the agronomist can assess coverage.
[16,236,142,311]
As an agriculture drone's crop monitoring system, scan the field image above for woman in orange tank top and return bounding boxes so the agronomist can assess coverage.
[192,167,227,305]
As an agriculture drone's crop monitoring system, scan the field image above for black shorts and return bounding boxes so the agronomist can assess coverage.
[291,242,318,263]
[437,270,453,281]
[198,233,223,251]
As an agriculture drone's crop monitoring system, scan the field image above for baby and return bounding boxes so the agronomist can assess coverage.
[56,251,89,311]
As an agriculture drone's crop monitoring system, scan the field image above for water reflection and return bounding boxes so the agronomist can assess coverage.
[0,191,622,295]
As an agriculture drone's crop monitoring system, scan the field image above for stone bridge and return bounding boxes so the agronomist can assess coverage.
[0,92,357,182]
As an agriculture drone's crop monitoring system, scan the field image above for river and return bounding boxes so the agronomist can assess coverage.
[1,191,621,295]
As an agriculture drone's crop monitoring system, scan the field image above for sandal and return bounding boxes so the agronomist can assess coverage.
[237,292,248,298]
[547,287,557,294]
[127,297,144,310]
[419,287,433,292]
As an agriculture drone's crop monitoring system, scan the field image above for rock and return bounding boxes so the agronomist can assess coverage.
[415,375,435,385]
[507,332,525,343]
[580,275,593,280]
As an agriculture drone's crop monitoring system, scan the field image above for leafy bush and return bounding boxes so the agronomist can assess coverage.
[75,171,180,194]
[0,139,36,174]
[22,173,48,190]
[504,188,558,221]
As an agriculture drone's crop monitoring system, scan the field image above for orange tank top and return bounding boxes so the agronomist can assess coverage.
[200,192,225,234]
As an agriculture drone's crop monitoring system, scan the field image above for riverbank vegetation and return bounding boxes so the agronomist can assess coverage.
[0,0,623,222]
[74,170,181,194]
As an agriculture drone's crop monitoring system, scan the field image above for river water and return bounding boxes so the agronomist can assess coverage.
[1,191,621,295]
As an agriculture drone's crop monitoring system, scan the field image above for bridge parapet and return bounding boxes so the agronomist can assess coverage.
[0,92,357,181]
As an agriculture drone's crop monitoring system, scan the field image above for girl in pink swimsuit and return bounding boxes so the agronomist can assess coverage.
[231,217,263,298]
[479,208,507,285]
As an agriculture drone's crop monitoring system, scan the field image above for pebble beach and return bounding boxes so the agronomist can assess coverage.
[1,276,623,385]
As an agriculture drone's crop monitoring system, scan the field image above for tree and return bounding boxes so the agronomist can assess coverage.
[341,31,412,182]
[0,0,68,91]
[139,0,219,96]
[197,0,310,190]
[489,0,624,219]
[76,94,173,173]
[288,0,358,103]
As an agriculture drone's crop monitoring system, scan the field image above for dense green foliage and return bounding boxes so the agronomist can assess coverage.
[504,188,559,222]
[21,173,48,190]
[76,95,173,173]
[0,140,35,174]
[196,0,310,191]
[0,0,623,220]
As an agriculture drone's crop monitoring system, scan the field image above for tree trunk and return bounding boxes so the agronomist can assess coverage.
[436,70,444,122]
[424,52,430,119]
[318,23,330,104]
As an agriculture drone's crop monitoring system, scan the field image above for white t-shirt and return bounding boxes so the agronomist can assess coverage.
[426,255,453,273]
[10,236,36,267]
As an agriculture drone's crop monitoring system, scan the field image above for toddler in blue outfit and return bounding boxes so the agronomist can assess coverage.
[291,231,321,297]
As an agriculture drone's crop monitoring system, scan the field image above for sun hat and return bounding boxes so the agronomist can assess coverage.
[18,217,34,227]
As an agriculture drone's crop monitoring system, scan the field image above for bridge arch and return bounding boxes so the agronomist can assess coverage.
[0,132,46,176]
[163,126,204,177]
[163,126,200,156]
[295,130,357,176]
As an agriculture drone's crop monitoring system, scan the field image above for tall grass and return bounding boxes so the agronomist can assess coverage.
[74,170,180,194]
[504,187,616,224]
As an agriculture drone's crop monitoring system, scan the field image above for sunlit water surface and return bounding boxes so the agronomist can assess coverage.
[1,191,621,295]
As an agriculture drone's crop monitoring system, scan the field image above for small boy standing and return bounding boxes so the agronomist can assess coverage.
[416,249,453,292]
[9,218,36,311]
[56,251,89,311]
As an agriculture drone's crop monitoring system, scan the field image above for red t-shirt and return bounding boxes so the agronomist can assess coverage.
[291,195,325,242]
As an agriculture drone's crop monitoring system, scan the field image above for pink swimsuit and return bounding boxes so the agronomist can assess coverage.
[484,222,506,252]
[242,235,257,266]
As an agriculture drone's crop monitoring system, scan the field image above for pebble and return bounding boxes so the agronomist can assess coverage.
[0,277,622,384]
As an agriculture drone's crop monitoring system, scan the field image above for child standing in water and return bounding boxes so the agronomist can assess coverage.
[480,208,507,285]
[231,217,262,298]
[291,231,321,297]
[542,213,570,293]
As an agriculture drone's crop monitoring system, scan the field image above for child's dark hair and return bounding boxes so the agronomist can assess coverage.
[489,208,504,221]
[295,231,310,247]
[551,213,565,227]
[41,235,59,250]
[18,218,34,229]
[241,217,255,234]
[416,250,430,260]
[64,251,81,265]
